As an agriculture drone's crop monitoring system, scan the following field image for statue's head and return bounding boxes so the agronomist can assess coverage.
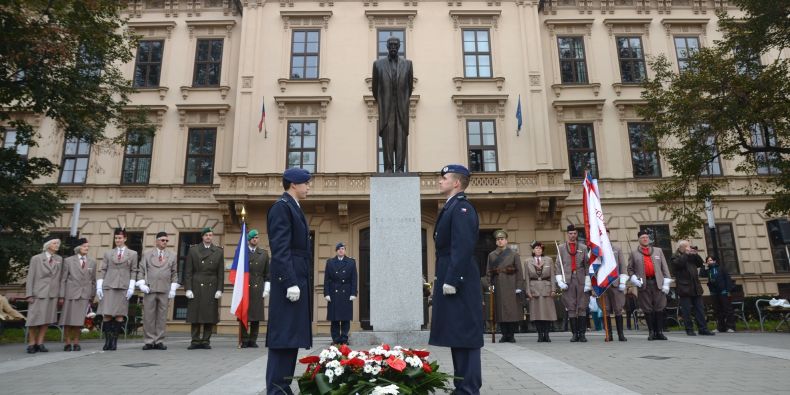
[386,37,400,58]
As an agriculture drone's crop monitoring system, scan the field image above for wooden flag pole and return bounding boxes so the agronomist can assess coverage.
[600,290,611,342]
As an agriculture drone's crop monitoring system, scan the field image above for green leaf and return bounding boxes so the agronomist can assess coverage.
[314,373,333,395]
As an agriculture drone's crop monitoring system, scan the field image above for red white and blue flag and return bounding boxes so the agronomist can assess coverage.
[257,97,267,133]
[583,172,618,297]
[230,221,250,328]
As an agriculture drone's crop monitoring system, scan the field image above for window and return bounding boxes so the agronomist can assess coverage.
[701,134,722,176]
[628,123,661,177]
[704,223,740,274]
[59,137,91,184]
[125,232,144,261]
[133,40,164,88]
[638,224,673,272]
[2,129,29,159]
[565,123,598,179]
[767,219,790,273]
[290,30,320,79]
[734,45,762,76]
[558,37,588,84]
[177,231,203,285]
[377,29,405,59]
[184,128,216,184]
[467,120,498,172]
[77,44,103,79]
[462,29,492,78]
[121,130,153,185]
[752,125,780,175]
[616,37,646,83]
[286,121,317,173]
[674,36,699,72]
[192,39,223,86]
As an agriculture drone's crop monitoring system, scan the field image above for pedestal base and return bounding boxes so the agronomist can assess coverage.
[349,330,430,347]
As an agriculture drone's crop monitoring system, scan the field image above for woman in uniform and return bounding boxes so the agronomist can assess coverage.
[96,228,139,351]
[524,241,557,342]
[25,236,63,353]
[59,238,96,351]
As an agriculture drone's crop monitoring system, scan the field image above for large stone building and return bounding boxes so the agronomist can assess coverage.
[3,0,788,333]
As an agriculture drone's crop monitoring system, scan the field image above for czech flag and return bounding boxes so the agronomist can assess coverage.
[230,221,250,328]
[583,171,618,297]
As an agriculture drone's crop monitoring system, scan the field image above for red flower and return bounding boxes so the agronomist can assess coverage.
[299,356,320,364]
[412,349,430,358]
[339,344,352,356]
[343,357,365,368]
[382,344,391,351]
[311,364,321,379]
[386,355,407,372]
[373,355,383,362]
[422,363,432,373]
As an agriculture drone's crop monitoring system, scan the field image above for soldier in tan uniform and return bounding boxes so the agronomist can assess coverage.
[184,227,224,349]
[138,231,179,350]
[524,241,557,342]
[97,228,139,351]
[486,230,525,343]
[627,230,672,341]
[25,236,62,354]
[597,229,629,341]
[59,238,96,351]
[240,229,270,348]
[555,224,591,342]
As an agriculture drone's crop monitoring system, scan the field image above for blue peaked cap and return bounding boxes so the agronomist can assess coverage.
[441,164,470,177]
[283,168,311,184]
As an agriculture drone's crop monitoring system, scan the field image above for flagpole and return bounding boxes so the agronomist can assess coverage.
[600,290,611,342]
[238,205,247,349]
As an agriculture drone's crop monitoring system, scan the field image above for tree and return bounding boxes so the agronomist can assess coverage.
[0,1,149,283]
[639,0,790,239]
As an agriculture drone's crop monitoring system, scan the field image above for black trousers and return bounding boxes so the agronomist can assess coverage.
[266,348,298,395]
[712,294,736,331]
[330,320,350,343]
[450,347,482,395]
[679,295,708,331]
[190,323,213,344]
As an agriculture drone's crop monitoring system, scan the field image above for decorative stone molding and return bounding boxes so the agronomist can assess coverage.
[661,18,709,37]
[277,78,331,93]
[550,83,601,98]
[451,77,505,92]
[611,82,644,97]
[365,77,418,92]
[600,0,615,15]
[451,94,508,120]
[241,76,253,89]
[133,87,170,101]
[122,104,168,129]
[126,21,177,39]
[179,85,231,100]
[551,99,606,123]
[280,11,333,30]
[175,103,230,128]
[273,96,332,120]
[338,201,349,229]
[448,10,501,30]
[362,95,420,121]
[635,0,651,14]
[602,18,652,37]
[544,19,594,37]
[185,19,236,38]
[612,99,647,122]
[656,0,671,14]
[364,10,417,30]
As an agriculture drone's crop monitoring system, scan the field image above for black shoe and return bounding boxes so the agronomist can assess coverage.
[142,343,154,350]
[26,345,37,354]
[188,344,200,350]
[73,344,81,351]
[686,329,697,336]
[699,329,715,336]
[64,344,73,352]
[615,316,627,342]
[155,343,167,350]
[202,343,212,349]
[37,344,48,352]
[248,342,259,348]
[577,317,588,342]
[545,331,551,343]
[239,342,248,348]
[569,317,579,342]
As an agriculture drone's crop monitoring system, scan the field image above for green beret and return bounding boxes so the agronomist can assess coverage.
[201,227,213,236]
[247,229,259,241]
[494,230,508,239]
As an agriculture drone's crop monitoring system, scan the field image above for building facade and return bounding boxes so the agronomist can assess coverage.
[3,0,788,333]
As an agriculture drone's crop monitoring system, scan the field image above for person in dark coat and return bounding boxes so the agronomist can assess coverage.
[429,164,482,395]
[700,255,736,333]
[671,241,714,336]
[372,36,414,172]
[240,228,270,348]
[265,168,313,395]
[184,227,225,349]
[324,242,357,344]
[486,230,524,343]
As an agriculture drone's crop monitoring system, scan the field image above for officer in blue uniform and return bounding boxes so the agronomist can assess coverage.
[429,164,483,395]
[265,168,313,395]
[323,242,358,344]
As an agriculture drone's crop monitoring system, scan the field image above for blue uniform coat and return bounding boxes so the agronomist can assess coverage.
[429,192,483,348]
[266,192,313,349]
[324,256,358,321]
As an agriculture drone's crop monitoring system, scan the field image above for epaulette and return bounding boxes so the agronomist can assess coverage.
[457,195,468,200]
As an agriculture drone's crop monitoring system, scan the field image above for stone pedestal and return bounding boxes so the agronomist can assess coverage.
[351,175,426,346]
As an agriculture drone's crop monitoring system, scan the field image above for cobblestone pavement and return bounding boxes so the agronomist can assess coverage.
[1,330,788,394]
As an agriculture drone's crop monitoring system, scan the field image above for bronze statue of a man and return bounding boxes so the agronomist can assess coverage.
[372,37,414,173]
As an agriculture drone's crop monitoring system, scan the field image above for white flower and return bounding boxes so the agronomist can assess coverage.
[325,368,335,383]
[349,351,358,359]
[326,360,341,369]
[371,384,400,395]
[364,364,373,374]
[371,365,381,376]
[333,366,344,377]
[405,356,422,368]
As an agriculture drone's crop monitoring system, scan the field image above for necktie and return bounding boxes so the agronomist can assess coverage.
[48,256,53,265]
[80,257,85,269]
[117,249,123,260]
[159,252,163,262]
[537,257,541,266]
[570,244,577,272]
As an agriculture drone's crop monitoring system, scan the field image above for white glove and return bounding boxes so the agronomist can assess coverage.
[618,274,628,292]
[263,282,270,298]
[325,295,331,302]
[350,295,356,301]
[584,276,592,292]
[96,279,104,300]
[662,278,672,294]
[515,289,522,294]
[126,279,135,300]
[168,283,178,299]
[214,291,222,299]
[555,275,568,290]
[140,284,150,294]
[630,274,643,288]
[442,284,456,295]
[286,286,300,302]
[185,290,194,299]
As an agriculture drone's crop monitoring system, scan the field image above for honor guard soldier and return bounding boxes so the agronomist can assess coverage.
[138,232,179,350]
[486,230,525,343]
[324,242,358,345]
[429,164,483,395]
[627,230,672,340]
[97,228,139,351]
[524,241,557,343]
[266,168,313,395]
[241,228,270,348]
[59,238,96,351]
[599,229,629,341]
[184,227,224,349]
[555,224,591,342]
[25,236,63,353]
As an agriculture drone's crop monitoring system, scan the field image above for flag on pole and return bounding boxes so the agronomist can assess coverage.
[583,171,618,297]
[257,97,267,135]
[515,95,523,136]
[230,221,250,328]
